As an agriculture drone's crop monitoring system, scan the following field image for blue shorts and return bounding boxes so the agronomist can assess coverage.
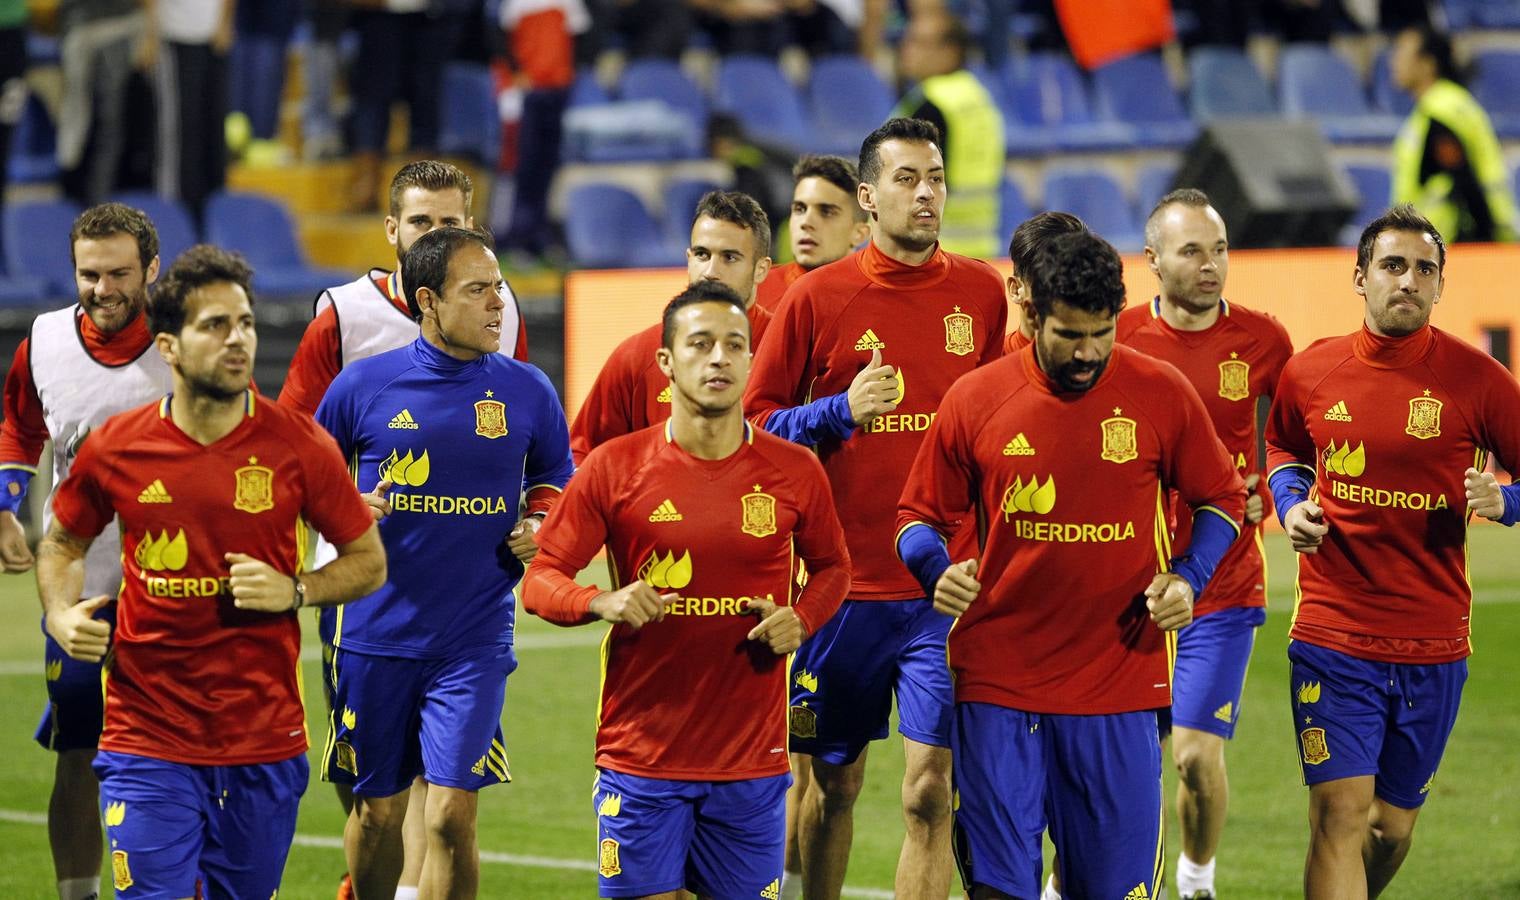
[1160,605,1267,740]
[1288,640,1465,809]
[787,598,952,764]
[322,645,516,797]
[951,702,1164,899]
[593,769,788,899]
[94,749,307,899]
[34,606,116,752]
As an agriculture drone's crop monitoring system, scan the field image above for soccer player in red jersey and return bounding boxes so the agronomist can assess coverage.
[570,190,774,464]
[1118,189,1293,900]
[280,160,528,417]
[523,281,851,899]
[746,117,1006,900]
[0,203,170,900]
[897,230,1246,899]
[1265,205,1520,899]
[1002,211,1087,356]
[756,155,871,314]
[37,245,387,898]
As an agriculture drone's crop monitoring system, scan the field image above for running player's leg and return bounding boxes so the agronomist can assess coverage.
[687,773,788,899]
[93,750,206,899]
[787,600,900,899]
[781,752,809,899]
[396,777,429,898]
[894,598,956,899]
[197,754,308,899]
[595,769,699,899]
[948,702,1046,900]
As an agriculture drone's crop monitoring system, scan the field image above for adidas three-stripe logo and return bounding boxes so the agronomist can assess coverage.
[1002,433,1035,456]
[854,329,885,351]
[388,409,420,429]
[648,499,683,522]
[1323,401,1352,422]
[137,479,173,503]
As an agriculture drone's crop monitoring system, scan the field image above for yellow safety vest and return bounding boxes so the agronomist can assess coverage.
[894,70,1006,258]
[1392,79,1516,243]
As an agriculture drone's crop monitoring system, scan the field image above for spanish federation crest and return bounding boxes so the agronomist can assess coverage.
[741,485,777,538]
[599,838,622,877]
[1100,410,1138,464]
[233,458,274,513]
[474,398,508,439]
[1218,354,1250,402]
[789,705,818,739]
[1406,392,1442,440]
[943,306,975,356]
[1300,726,1331,765]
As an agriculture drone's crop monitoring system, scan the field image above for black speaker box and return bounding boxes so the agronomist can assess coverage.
[1170,119,1360,248]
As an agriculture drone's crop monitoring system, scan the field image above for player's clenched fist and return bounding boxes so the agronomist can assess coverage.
[746,597,806,654]
[226,552,299,612]
[933,558,980,618]
[1465,467,1505,520]
[45,594,112,662]
[847,347,901,426]
[506,515,543,564]
[362,479,394,521]
[1145,573,1193,632]
[589,581,674,629]
[1243,472,1264,526]
[1283,499,1329,554]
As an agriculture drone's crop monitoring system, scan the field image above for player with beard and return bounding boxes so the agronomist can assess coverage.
[280,160,528,417]
[896,230,1245,899]
[1114,189,1292,900]
[745,117,1005,900]
[0,204,172,900]
[756,155,871,314]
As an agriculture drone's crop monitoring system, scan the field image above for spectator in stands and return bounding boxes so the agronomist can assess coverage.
[1389,24,1516,243]
[56,0,149,205]
[302,0,349,160]
[347,0,470,212]
[229,0,299,166]
[706,113,792,230]
[0,0,25,260]
[147,0,235,222]
[892,9,1003,258]
[689,0,788,56]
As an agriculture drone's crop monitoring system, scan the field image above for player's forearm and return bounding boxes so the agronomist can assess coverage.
[793,562,850,636]
[896,521,951,598]
[303,525,386,606]
[1497,482,1520,526]
[521,561,602,626]
[0,466,36,514]
[1268,464,1315,526]
[1170,507,1240,599]
[755,392,856,446]
[36,534,89,614]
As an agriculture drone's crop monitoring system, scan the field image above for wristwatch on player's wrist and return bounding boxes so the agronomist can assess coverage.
[291,576,307,611]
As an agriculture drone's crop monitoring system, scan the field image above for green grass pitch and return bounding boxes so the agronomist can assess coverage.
[0,530,1517,897]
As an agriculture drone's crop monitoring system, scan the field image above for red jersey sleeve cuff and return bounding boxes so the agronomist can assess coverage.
[793,563,850,637]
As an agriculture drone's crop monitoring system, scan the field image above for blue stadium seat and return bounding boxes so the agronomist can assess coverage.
[1473,0,1520,27]
[7,94,59,184]
[1041,167,1143,252]
[1339,163,1390,246]
[2,199,82,296]
[619,59,707,157]
[438,63,501,165]
[807,55,894,158]
[998,177,1033,246]
[663,178,722,248]
[1370,48,1413,117]
[1001,53,1131,154]
[1470,50,1520,138]
[1135,163,1178,220]
[1188,46,1276,119]
[713,55,809,152]
[111,193,198,269]
[1278,44,1400,143]
[204,192,352,299]
[0,275,49,307]
[569,69,609,107]
[1090,52,1196,149]
[564,184,683,269]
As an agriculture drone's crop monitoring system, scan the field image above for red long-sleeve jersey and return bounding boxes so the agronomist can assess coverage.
[745,240,1006,599]
[1118,298,1293,615]
[898,345,1246,713]
[1266,325,1520,663]
[755,260,805,313]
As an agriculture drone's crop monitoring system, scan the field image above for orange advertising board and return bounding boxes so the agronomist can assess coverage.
[563,245,1520,422]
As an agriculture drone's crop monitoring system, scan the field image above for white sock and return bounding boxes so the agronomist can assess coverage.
[779,869,803,900]
[1040,872,1062,900]
[1175,852,1216,895]
[394,887,419,900]
[57,878,99,900]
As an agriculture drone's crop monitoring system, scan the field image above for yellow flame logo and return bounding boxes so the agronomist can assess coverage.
[379,449,431,486]
[1001,475,1056,515]
[597,793,622,817]
[1323,440,1366,477]
[1297,681,1321,704]
[135,529,188,571]
[46,659,62,682]
[104,802,126,826]
[342,707,357,730]
[794,669,819,693]
[638,550,693,590]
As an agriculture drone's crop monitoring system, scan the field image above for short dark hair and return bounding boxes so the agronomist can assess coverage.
[858,117,941,188]
[793,154,867,222]
[1009,212,1088,273]
[1406,25,1467,85]
[1144,188,1214,249]
[1025,230,1126,320]
[70,202,159,270]
[1356,203,1446,274]
[661,281,749,349]
[693,190,771,260]
[149,244,255,336]
[388,160,474,219]
[401,225,496,320]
